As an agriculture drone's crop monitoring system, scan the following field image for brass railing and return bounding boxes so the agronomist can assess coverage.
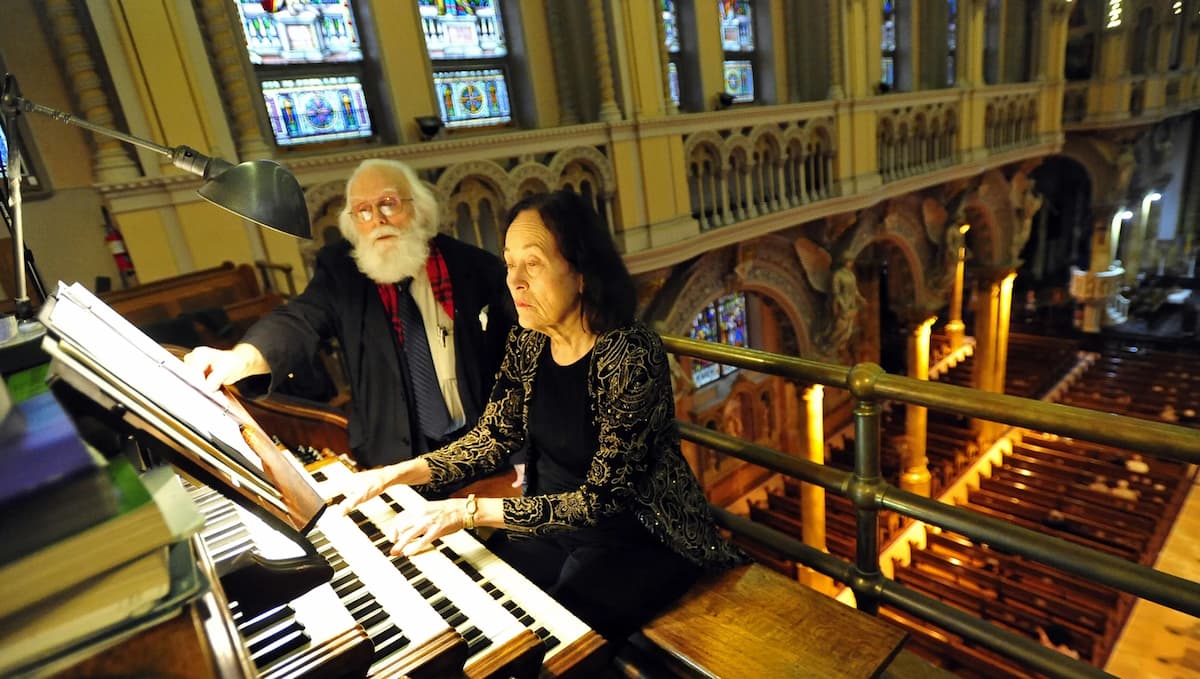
[662,335,1200,679]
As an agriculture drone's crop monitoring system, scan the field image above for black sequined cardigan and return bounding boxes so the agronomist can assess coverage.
[420,323,748,570]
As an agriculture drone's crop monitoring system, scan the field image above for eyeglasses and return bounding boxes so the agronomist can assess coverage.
[352,195,414,223]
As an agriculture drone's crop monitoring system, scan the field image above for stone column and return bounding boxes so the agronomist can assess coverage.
[800,385,827,552]
[195,0,271,160]
[547,1,580,125]
[945,224,970,349]
[827,0,845,99]
[970,275,1000,438]
[43,0,139,182]
[901,317,936,497]
[587,0,622,122]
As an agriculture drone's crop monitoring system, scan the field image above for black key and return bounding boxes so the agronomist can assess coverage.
[446,611,468,628]
[239,605,292,638]
[360,609,390,630]
[312,470,328,482]
[254,628,310,668]
[467,635,493,656]
[247,621,304,655]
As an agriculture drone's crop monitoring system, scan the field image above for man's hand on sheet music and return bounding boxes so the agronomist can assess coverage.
[184,343,270,391]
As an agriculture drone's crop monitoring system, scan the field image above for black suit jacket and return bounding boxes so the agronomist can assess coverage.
[241,234,513,467]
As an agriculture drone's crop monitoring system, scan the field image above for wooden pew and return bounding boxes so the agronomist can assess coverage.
[100,262,262,328]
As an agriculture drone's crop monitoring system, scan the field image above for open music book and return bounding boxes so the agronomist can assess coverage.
[38,281,325,534]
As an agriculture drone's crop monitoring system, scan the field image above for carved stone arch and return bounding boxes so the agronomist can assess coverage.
[913,111,929,135]
[965,171,1008,269]
[1059,136,1116,201]
[782,122,809,150]
[684,130,728,169]
[877,207,936,299]
[808,120,837,152]
[877,115,896,143]
[748,124,783,157]
[510,161,555,201]
[305,179,348,227]
[656,249,737,334]
[435,159,514,225]
[726,135,756,167]
[547,146,616,194]
[514,175,553,201]
[735,235,820,356]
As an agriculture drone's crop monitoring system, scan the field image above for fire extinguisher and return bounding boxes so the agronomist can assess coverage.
[102,207,138,288]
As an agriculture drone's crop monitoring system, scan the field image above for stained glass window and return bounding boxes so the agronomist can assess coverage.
[723,60,754,103]
[882,1,897,89]
[419,0,513,130]
[432,68,513,128]
[262,76,374,146]
[663,0,680,53]
[689,292,748,388]
[718,0,754,52]
[234,0,363,65]
[947,0,957,86]
[668,62,680,106]
[419,0,506,59]
[718,0,755,104]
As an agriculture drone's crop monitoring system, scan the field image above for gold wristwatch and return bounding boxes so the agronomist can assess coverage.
[463,493,478,530]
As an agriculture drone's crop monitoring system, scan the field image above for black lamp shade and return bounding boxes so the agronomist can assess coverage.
[197,160,311,239]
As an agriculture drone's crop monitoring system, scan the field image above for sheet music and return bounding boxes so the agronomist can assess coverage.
[40,282,265,480]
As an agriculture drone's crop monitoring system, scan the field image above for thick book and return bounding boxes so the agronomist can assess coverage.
[0,546,171,676]
[0,465,203,619]
[0,390,119,565]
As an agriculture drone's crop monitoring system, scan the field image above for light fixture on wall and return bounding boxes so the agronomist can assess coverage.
[1,73,311,319]
[415,116,444,142]
[716,92,736,110]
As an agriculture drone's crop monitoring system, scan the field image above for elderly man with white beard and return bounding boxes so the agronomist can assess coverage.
[185,159,514,469]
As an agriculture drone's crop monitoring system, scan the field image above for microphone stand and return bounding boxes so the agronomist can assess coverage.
[0,73,43,321]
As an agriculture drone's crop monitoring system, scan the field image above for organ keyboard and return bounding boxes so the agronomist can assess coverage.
[188,458,606,678]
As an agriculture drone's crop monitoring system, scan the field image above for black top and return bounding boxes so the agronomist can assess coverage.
[527,345,655,548]
[528,347,596,496]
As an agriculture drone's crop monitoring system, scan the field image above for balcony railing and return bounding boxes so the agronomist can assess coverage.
[662,335,1200,679]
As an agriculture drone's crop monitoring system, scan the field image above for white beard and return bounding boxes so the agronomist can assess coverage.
[351,224,434,284]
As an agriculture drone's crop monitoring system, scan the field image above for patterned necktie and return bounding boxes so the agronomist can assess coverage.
[397,278,452,442]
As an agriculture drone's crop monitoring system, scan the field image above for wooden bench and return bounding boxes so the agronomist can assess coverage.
[100,261,263,328]
[641,563,907,679]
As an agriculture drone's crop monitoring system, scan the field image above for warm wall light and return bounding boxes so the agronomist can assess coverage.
[415,116,444,141]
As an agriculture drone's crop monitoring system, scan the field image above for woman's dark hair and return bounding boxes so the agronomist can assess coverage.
[504,190,636,334]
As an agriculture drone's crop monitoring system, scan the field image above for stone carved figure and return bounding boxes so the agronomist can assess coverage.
[1009,174,1043,263]
[824,257,865,355]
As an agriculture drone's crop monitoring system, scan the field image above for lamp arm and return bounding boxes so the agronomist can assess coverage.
[7,97,233,180]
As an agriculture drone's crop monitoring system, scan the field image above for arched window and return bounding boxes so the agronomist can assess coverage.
[418,0,514,130]
[719,0,756,103]
[233,0,380,147]
[689,292,748,387]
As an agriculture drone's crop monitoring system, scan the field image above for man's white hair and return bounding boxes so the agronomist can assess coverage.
[338,159,440,284]
[337,158,439,245]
